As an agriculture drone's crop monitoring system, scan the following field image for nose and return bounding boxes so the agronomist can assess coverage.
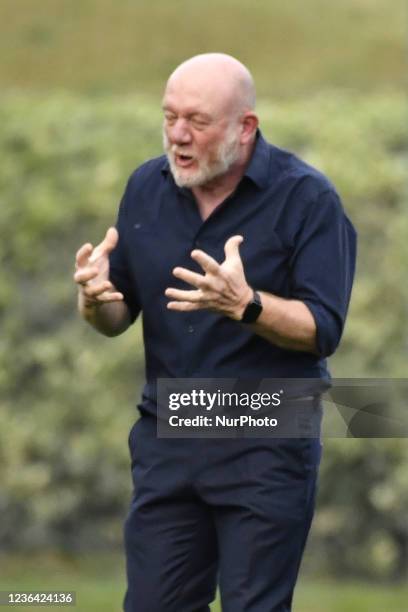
[167,118,192,145]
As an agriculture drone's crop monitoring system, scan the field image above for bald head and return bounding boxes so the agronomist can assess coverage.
[165,53,256,118]
[162,54,259,190]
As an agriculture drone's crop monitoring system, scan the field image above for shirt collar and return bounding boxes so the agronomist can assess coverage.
[161,157,170,175]
[160,129,270,189]
[243,129,270,189]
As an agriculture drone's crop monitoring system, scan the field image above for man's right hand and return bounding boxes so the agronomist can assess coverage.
[74,227,124,307]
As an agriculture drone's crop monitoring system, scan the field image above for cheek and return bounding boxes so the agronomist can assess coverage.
[194,130,219,154]
[206,141,222,164]
[163,128,171,148]
[193,135,208,152]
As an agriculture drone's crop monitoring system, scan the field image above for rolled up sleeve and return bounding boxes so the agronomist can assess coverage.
[289,189,357,357]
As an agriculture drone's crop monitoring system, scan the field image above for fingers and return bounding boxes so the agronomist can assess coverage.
[167,301,200,312]
[75,227,118,270]
[87,291,124,303]
[75,243,93,269]
[224,235,244,260]
[81,279,124,303]
[82,280,114,297]
[73,266,99,285]
[190,249,220,274]
[88,227,119,263]
[165,287,203,302]
[101,292,124,302]
[74,230,122,305]
[172,266,205,288]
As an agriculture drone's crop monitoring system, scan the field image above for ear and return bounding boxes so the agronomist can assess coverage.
[240,112,259,144]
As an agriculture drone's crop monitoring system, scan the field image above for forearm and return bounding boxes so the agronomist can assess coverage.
[248,291,318,354]
[78,292,132,337]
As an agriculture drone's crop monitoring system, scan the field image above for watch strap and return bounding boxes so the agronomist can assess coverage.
[241,290,263,324]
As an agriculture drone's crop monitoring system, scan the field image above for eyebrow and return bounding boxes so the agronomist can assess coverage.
[162,107,213,121]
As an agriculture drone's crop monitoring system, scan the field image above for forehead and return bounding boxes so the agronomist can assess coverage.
[162,73,231,118]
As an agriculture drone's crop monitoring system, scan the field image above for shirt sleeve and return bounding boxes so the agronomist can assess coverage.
[289,189,357,357]
[108,184,141,324]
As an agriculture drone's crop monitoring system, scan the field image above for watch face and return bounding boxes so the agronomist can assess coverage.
[242,291,263,324]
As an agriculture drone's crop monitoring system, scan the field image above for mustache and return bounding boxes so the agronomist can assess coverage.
[162,132,194,157]
[167,144,194,157]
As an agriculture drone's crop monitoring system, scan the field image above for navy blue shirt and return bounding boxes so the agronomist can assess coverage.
[109,132,356,412]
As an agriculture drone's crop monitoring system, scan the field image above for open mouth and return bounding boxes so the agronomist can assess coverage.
[175,153,195,168]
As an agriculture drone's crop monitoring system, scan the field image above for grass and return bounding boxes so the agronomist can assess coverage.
[0,553,125,612]
[1,553,408,611]
[0,0,405,96]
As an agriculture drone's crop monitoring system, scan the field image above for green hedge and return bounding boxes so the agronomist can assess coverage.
[1,90,407,579]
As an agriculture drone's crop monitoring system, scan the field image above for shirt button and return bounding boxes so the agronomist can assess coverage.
[188,325,194,333]
[194,240,200,248]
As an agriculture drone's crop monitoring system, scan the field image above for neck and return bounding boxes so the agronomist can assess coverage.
[191,139,256,218]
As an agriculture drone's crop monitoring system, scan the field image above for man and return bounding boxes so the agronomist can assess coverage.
[74,54,356,612]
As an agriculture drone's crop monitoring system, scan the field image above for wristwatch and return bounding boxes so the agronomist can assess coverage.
[241,290,263,324]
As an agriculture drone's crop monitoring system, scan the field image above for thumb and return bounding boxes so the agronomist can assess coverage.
[224,235,244,260]
[89,227,119,262]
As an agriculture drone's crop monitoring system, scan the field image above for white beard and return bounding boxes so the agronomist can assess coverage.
[163,126,241,188]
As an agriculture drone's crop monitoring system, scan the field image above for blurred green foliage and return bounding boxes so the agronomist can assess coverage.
[0,90,407,581]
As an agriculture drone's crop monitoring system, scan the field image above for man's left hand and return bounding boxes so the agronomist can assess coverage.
[165,235,253,320]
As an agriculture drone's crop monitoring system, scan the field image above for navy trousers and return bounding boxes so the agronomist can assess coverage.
[123,412,322,612]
